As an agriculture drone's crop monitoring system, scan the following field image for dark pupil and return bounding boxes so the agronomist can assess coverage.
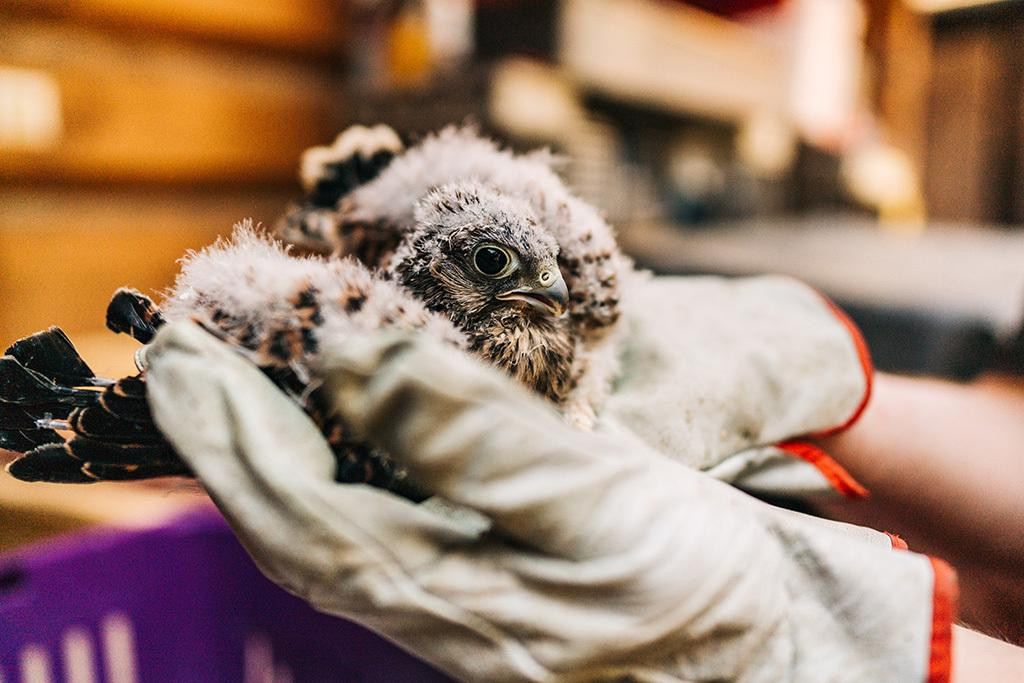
[475,247,508,276]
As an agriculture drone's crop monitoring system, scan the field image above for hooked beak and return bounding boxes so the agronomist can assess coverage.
[496,269,569,317]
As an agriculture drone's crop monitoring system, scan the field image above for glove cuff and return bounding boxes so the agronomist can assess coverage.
[775,440,869,498]
[805,292,874,437]
[878,533,958,683]
[604,275,875,498]
[771,509,959,683]
[926,556,958,683]
[769,293,874,499]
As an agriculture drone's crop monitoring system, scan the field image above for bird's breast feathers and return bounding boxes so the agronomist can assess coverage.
[470,317,575,403]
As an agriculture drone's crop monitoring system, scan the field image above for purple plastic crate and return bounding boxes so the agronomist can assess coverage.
[0,507,453,682]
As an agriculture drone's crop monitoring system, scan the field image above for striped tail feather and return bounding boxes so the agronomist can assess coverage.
[1,326,187,484]
[63,404,162,442]
[6,442,187,483]
[3,290,427,499]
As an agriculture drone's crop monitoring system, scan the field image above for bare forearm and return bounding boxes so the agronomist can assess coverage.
[818,372,1024,571]
[954,626,1024,682]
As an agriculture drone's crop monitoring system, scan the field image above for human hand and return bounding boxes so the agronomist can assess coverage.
[145,322,950,682]
[815,371,1024,642]
[604,274,872,497]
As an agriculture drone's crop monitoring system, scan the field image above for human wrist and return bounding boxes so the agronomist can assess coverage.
[953,626,1024,683]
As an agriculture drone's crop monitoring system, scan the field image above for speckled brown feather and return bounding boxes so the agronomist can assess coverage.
[5,230,463,494]
[7,122,633,484]
[469,317,575,402]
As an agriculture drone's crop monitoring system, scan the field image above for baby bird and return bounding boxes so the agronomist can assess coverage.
[393,181,575,401]
[2,126,630,489]
[1,214,576,492]
[2,227,462,495]
[278,125,628,424]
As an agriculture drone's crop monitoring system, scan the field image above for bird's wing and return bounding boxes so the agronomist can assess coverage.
[164,223,467,370]
[165,224,466,498]
[554,197,626,337]
[1,320,189,483]
[6,225,465,493]
[276,124,405,259]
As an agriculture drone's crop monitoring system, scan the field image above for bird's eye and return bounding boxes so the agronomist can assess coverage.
[472,245,517,278]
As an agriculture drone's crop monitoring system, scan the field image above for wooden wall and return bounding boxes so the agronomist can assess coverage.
[924,11,1023,226]
[0,1,347,368]
[876,3,1024,226]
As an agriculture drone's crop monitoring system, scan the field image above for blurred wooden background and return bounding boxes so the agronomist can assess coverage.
[0,0,347,372]
[875,1,1024,225]
[2,0,1023,372]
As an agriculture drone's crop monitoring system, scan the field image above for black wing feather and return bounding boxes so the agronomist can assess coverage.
[0,356,99,405]
[66,405,162,443]
[2,324,186,484]
[106,288,166,343]
[0,429,62,452]
[6,444,96,483]
[4,327,97,385]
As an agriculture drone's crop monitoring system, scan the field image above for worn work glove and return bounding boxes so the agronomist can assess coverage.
[603,274,873,498]
[146,322,954,683]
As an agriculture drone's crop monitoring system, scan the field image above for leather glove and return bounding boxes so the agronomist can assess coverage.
[604,274,873,498]
[145,322,954,683]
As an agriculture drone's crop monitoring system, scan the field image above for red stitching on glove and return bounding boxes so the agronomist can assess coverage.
[927,557,958,683]
[811,294,875,438]
[885,537,958,683]
[776,440,869,499]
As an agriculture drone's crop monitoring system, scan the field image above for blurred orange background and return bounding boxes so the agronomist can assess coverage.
[0,0,349,376]
[3,0,1024,374]
[2,0,1024,555]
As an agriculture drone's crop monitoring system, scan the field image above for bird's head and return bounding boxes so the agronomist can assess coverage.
[393,181,569,326]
